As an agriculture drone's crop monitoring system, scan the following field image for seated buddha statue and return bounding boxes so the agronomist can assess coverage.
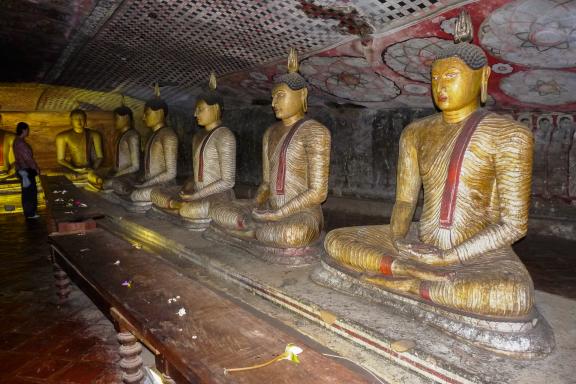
[119,90,177,210]
[322,12,537,319]
[0,114,17,181]
[209,49,331,262]
[55,109,104,189]
[150,73,236,229]
[100,105,141,194]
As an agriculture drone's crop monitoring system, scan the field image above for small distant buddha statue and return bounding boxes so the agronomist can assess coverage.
[209,49,331,262]
[55,109,104,189]
[321,12,535,318]
[150,72,236,229]
[0,114,17,181]
[100,104,141,194]
[123,86,177,209]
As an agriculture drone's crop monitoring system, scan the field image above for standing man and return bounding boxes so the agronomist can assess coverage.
[13,122,40,219]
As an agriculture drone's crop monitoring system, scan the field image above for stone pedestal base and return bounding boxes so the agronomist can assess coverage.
[203,225,323,265]
[147,206,211,231]
[311,255,555,358]
[99,192,152,213]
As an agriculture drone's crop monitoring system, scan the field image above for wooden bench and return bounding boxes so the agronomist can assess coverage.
[48,225,373,384]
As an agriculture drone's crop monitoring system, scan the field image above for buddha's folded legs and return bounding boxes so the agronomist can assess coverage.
[325,225,397,273]
[150,186,181,209]
[179,199,210,219]
[325,225,533,317]
[210,199,255,231]
[103,174,137,196]
[130,186,155,202]
[255,210,322,248]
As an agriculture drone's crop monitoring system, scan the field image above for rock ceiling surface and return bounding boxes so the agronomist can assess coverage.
[0,0,575,112]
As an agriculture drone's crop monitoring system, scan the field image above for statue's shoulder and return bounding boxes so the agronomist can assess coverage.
[161,126,178,139]
[87,128,102,139]
[402,113,441,137]
[482,112,533,139]
[216,125,235,139]
[55,129,72,140]
[302,118,330,136]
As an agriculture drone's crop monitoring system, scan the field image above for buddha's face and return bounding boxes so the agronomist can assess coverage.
[431,57,488,112]
[194,100,220,127]
[143,107,164,129]
[70,113,87,132]
[272,83,306,120]
[114,114,131,131]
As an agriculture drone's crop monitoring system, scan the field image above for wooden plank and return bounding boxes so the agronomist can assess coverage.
[49,229,374,384]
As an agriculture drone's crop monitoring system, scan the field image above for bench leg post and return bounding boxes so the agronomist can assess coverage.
[53,262,71,303]
[118,331,145,384]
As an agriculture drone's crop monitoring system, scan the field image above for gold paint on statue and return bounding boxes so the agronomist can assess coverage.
[150,73,236,223]
[210,50,331,249]
[0,115,17,180]
[324,12,534,317]
[55,109,104,189]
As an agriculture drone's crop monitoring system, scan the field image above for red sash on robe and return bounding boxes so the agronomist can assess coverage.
[439,109,489,228]
[115,129,131,169]
[144,127,164,174]
[275,119,309,195]
[197,126,221,183]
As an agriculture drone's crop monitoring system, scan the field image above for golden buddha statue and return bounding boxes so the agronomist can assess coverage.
[100,105,141,194]
[150,73,236,229]
[320,10,538,318]
[0,114,17,181]
[122,88,177,210]
[55,109,104,189]
[208,49,331,263]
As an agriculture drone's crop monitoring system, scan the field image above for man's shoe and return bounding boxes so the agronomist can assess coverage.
[26,214,40,219]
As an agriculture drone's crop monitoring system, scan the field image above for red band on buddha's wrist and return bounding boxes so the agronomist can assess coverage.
[379,256,394,276]
[419,281,431,301]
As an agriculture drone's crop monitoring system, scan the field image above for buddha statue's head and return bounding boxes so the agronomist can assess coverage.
[195,72,223,130]
[113,105,133,131]
[431,11,490,117]
[272,48,308,123]
[143,84,168,130]
[70,109,87,133]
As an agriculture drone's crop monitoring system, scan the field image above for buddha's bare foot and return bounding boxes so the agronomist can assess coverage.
[364,276,420,294]
[392,260,450,282]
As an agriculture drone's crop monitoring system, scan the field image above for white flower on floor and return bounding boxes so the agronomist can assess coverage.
[177,307,186,317]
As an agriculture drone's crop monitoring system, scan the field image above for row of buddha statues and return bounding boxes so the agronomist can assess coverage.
[48,12,543,335]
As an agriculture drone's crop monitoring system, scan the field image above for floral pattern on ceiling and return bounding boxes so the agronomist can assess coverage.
[500,70,576,106]
[299,56,400,102]
[383,37,454,83]
[479,0,576,68]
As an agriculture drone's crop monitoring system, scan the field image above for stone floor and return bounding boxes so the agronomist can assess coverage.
[0,211,122,384]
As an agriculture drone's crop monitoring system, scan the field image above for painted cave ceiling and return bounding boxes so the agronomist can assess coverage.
[0,0,575,113]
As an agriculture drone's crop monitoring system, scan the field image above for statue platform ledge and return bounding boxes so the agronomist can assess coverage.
[146,206,211,231]
[202,225,323,266]
[98,191,152,213]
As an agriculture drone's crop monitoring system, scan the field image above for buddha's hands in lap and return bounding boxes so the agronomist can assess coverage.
[179,190,198,201]
[74,167,88,174]
[395,239,458,266]
[252,208,281,222]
